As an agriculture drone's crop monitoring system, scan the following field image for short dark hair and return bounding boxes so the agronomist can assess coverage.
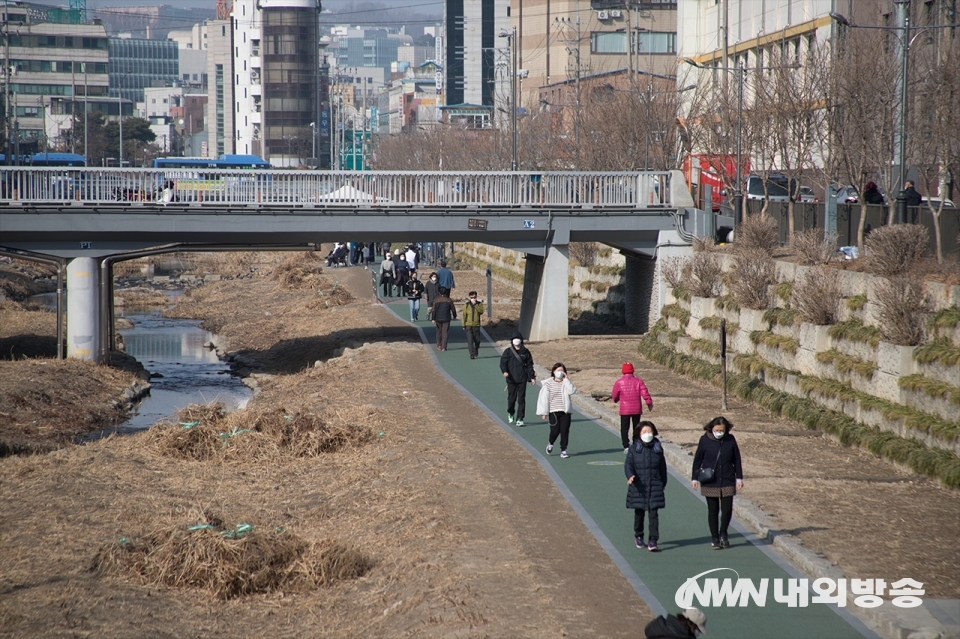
[634,420,658,440]
[439,260,447,268]
[468,291,477,296]
[438,286,449,296]
[704,416,733,433]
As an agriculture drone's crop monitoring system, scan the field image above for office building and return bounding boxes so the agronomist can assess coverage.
[108,37,180,105]
[443,0,511,108]
[206,19,234,157]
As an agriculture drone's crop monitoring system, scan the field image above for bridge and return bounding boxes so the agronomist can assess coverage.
[0,168,721,359]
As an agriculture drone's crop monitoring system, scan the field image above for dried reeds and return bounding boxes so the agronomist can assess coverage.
[271,252,326,289]
[94,520,373,599]
[149,403,378,461]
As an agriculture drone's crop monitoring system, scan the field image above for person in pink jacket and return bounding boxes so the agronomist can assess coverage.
[612,362,653,453]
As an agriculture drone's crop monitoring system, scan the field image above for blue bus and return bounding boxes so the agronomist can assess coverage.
[28,153,87,167]
[152,155,270,170]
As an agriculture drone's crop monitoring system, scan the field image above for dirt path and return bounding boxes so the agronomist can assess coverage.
[0,260,650,637]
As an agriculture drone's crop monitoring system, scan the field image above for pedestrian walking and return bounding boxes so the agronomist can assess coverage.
[431,286,457,351]
[644,608,707,639]
[461,291,484,359]
[612,362,654,453]
[405,245,418,271]
[405,271,425,321]
[499,331,536,426]
[691,416,743,550]
[424,272,439,320]
[863,181,885,205]
[379,254,395,298]
[625,421,666,551]
[436,259,455,292]
[538,363,576,457]
[394,250,410,296]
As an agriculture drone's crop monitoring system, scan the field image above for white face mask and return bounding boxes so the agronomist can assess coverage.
[640,433,654,443]
[713,430,725,439]
[554,370,564,379]
[431,277,437,282]
[512,338,521,347]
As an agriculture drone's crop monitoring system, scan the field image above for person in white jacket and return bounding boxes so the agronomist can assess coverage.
[538,363,577,458]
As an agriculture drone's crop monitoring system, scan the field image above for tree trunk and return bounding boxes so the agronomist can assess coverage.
[787,199,795,246]
[857,203,867,249]
[932,206,944,263]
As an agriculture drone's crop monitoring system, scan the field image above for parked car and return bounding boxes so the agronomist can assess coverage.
[798,186,818,203]
[925,197,956,209]
[836,185,859,204]
[745,173,797,202]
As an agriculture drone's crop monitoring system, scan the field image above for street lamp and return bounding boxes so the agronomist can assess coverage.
[498,27,518,171]
[309,121,316,166]
[684,57,745,222]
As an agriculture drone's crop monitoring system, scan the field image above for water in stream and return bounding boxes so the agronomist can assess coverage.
[117,309,252,430]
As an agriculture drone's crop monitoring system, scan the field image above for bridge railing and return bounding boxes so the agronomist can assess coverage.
[0,168,673,208]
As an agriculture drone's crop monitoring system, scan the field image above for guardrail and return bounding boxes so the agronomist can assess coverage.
[0,168,672,208]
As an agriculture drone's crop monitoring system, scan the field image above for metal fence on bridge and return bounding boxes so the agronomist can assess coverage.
[0,168,673,209]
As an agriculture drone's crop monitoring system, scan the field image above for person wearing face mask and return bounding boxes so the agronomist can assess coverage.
[431,286,457,351]
[404,270,425,321]
[461,291,484,359]
[499,331,536,426]
[625,421,667,551]
[691,416,743,550]
[612,362,654,454]
[379,253,396,298]
[424,272,439,320]
[537,363,577,458]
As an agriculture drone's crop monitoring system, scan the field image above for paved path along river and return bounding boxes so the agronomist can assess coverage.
[382,297,879,639]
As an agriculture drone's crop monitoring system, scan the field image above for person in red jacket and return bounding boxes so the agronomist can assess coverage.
[611,362,653,453]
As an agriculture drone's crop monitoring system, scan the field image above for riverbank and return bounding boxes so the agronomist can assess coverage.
[0,254,647,637]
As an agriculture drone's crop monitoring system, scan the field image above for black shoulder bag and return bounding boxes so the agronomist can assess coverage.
[697,442,721,483]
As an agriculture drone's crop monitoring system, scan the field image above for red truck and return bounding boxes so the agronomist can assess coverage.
[682,154,750,211]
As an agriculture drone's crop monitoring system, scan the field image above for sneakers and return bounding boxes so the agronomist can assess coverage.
[711,538,721,550]
[560,450,569,459]
[546,443,553,455]
[507,413,515,424]
[624,447,629,454]
[516,419,524,427]
[720,534,730,549]
[647,541,659,552]
[635,536,644,549]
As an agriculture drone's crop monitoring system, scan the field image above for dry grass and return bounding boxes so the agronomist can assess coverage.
[271,251,327,289]
[792,268,839,325]
[864,224,930,277]
[727,249,776,309]
[660,256,685,288]
[692,236,718,252]
[792,228,837,266]
[114,288,170,307]
[735,214,779,255]
[569,242,599,267]
[94,517,372,600]
[874,277,933,346]
[150,402,380,461]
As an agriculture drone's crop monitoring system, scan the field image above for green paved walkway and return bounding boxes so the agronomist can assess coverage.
[384,299,877,639]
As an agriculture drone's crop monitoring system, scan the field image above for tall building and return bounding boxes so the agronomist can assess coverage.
[1,1,112,156]
[232,0,319,166]
[514,1,678,107]
[108,37,179,104]
[443,0,511,108]
[206,19,234,157]
[334,29,405,76]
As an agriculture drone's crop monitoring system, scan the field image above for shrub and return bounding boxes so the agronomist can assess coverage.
[692,236,717,252]
[735,214,778,254]
[874,276,932,345]
[728,249,775,309]
[569,242,599,267]
[684,252,723,298]
[864,224,929,277]
[660,256,686,288]
[792,268,839,325]
[792,228,837,265]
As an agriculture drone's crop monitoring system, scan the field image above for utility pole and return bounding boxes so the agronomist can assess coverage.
[3,18,11,165]
[892,0,910,224]
[83,63,88,163]
[511,26,518,171]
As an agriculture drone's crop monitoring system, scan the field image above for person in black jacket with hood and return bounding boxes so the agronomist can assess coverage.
[644,607,707,639]
[431,286,457,351]
[691,416,743,550]
[625,421,667,551]
[499,331,536,426]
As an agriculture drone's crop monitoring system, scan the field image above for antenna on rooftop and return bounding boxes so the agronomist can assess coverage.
[69,0,86,20]
[216,0,232,20]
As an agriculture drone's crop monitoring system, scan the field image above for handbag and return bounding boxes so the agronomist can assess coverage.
[697,445,721,483]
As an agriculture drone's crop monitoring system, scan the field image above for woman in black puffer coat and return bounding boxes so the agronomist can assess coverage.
[691,416,743,550]
[625,421,667,552]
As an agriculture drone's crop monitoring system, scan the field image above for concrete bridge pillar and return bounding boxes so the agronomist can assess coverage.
[624,253,656,333]
[66,257,100,360]
[519,244,569,342]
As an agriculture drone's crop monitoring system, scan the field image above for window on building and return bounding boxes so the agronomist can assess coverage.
[591,32,627,54]
[634,32,676,54]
